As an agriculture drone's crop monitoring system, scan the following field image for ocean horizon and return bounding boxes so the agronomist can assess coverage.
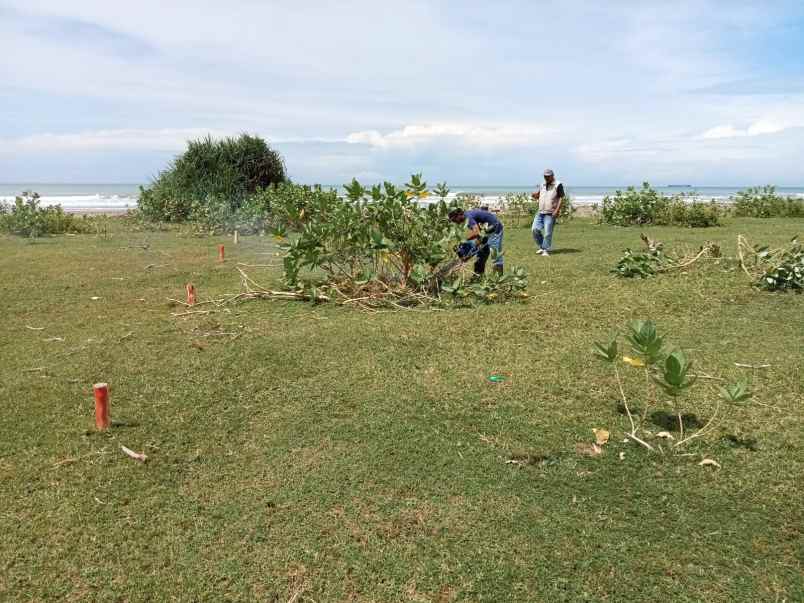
[2,182,804,212]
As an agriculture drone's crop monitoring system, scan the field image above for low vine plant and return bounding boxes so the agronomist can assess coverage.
[593,320,752,454]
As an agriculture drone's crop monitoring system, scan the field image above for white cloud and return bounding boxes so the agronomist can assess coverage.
[0,129,350,154]
[701,120,787,139]
[0,128,235,153]
[345,123,550,149]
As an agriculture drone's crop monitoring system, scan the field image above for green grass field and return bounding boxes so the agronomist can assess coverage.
[1,218,801,602]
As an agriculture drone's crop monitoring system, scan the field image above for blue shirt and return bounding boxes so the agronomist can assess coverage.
[465,209,502,233]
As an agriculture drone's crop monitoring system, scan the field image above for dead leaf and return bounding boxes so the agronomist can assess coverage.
[656,431,675,440]
[575,443,603,457]
[90,296,101,301]
[619,452,625,460]
[699,458,721,469]
[622,355,646,367]
[592,428,610,446]
[121,445,148,463]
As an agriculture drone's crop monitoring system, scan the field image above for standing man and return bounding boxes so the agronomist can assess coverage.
[531,169,565,256]
[448,207,504,276]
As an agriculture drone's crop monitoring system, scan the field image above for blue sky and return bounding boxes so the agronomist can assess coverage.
[1,0,803,185]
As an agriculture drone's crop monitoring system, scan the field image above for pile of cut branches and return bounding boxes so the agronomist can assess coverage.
[738,235,802,292]
[613,233,721,278]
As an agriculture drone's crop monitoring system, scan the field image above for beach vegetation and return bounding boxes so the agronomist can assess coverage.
[501,192,533,227]
[731,185,804,218]
[601,182,721,227]
[137,134,287,223]
[593,320,753,453]
[0,191,97,237]
[276,174,528,309]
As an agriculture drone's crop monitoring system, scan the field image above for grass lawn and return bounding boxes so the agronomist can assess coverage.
[0,217,801,602]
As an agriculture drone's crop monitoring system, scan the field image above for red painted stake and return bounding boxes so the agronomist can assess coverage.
[94,383,110,430]
[186,283,196,306]
[218,244,225,262]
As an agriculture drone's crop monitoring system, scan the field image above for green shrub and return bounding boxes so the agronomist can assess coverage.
[656,197,721,227]
[0,192,96,237]
[138,134,287,223]
[601,182,667,226]
[602,183,720,227]
[279,174,528,307]
[501,192,533,227]
[558,195,576,222]
[731,186,804,218]
[453,192,481,210]
[612,249,664,278]
[250,183,339,234]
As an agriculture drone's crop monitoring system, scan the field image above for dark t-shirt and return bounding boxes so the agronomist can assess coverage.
[465,209,502,233]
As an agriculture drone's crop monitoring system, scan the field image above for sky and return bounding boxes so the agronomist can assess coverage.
[1,0,803,186]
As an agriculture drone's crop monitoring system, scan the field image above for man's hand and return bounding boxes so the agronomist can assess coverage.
[531,191,540,201]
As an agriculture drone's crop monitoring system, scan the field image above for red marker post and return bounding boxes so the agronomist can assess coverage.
[94,383,110,430]
[186,283,196,306]
[218,244,225,262]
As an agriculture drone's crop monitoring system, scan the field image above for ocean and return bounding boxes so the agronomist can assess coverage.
[2,182,804,212]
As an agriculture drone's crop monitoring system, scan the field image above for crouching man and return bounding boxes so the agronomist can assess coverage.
[448,207,504,276]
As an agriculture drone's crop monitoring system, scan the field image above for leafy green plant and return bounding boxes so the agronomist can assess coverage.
[593,320,752,453]
[277,174,528,309]
[138,134,287,223]
[0,192,97,237]
[501,192,533,227]
[731,185,804,218]
[612,249,665,278]
[657,197,722,227]
[601,182,668,226]
[453,192,480,210]
[602,183,721,227]
[557,195,576,222]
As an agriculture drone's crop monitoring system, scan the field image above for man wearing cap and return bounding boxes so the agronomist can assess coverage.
[531,169,565,256]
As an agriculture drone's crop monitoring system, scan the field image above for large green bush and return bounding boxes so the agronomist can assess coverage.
[0,192,96,237]
[601,183,721,227]
[138,134,287,223]
[277,174,529,307]
[731,186,804,218]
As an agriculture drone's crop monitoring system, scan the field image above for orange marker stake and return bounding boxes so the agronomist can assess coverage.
[186,283,196,306]
[94,383,110,430]
[218,244,225,262]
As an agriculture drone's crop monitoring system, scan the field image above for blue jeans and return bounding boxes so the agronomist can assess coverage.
[474,228,504,274]
[532,213,555,251]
